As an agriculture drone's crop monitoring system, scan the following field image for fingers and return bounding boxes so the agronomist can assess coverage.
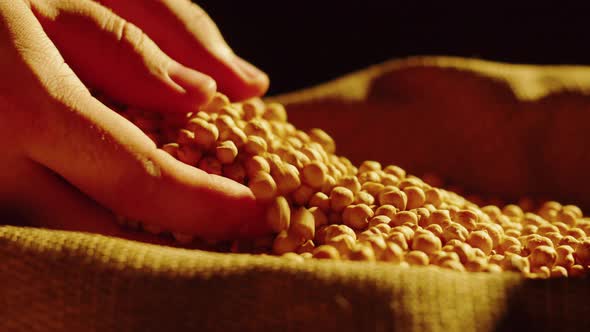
[95,0,269,101]
[9,2,268,240]
[29,0,216,113]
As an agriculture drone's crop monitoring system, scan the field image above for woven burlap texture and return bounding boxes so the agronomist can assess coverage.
[2,56,590,331]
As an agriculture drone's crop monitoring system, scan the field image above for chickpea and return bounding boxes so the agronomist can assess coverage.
[403,186,426,210]
[290,207,315,241]
[309,192,331,212]
[375,205,397,219]
[301,161,327,189]
[244,155,270,177]
[309,207,328,228]
[378,188,408,210]
[405,251,429,266]
[390,211,418,227]
[425,224,444,239]
[330,186,355,212]
[361,182,385,197]
[550,266,568,278]
[574,238,590,266]
[249,171,278,201]
[387,232,409,251]
[529,245,557,268]
[308,128,335,154]
[555,245,575,268]
[442,222,469,243]
[266,196,291,232]
[177,145,202,166]
[272,231,304,255]
[342,204,373,230]
[312,245,341,260]
[291,184,315,206]
[348,244,376,262]
[244,135,268,155]
[467,230,493,255]
[455,210,478,231]
[412,233,442,255]
[326,234,355,257]
[355,191,375,206]
[424,188,443,207]
[216,140,238,164]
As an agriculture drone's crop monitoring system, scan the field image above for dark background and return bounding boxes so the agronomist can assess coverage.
[195,2,590,96]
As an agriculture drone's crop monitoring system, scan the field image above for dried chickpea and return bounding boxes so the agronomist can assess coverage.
[442,223,469,243]
[198,156,222,175]
[412,233,442,255]
[326,234,355,257]
[216,140,238,164]
[378,188,407,210]
[559,235,579,248]
[177,145,202,166]
[405,251,429,266]
[424,188,443,207]
[312,245,341,260]
[404,186,426,210]
[455,210,478,231]
[503,204,524,219]
[244,135,268,155]
[361,182,385,197]
[290,207,315,240]
[244,155,270,177]
[330,186,355,212]
[266,196,290,233]
[550,266,568,278]
[567,227,586,240]
[309,192,331,211]
[272,163,301,194]
[381,242,404,263]
[291,184,315,206]
[569,265,586,277]
[189,118,219,148]
[574,238,590,266]
[383,165,406,179]
[309,207,328,228]
[308,128,335,154]
[272,231,304,255]
[348,244,376,262]
[249,171,277,201]
[368,215,391,227]
[428,210,452,227]
[375,205,397,219]
[355,191,375,205]
[476,223,503,248]
[371,223,392,235]
[556,210,577,227]
[301,161,327,188]
[425,224,443,239]
[342,204,373,230]
[390,211,418,227]
[529,245,557,268]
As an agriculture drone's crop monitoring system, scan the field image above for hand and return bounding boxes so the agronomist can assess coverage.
[0,0,270,244]
[279,57,590,209]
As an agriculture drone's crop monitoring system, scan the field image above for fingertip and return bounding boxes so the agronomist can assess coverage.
[168,62,217,107]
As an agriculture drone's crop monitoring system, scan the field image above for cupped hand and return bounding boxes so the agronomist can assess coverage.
[0,0,270,244]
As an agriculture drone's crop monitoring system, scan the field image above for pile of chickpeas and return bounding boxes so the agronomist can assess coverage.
[120,93,590,279]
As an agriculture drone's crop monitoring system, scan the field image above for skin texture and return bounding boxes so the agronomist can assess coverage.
[0,0,270,243]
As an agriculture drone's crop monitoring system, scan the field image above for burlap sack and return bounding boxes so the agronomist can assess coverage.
[2,56,590,332]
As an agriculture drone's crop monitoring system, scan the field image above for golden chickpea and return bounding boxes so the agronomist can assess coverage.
[249,171,277,201]
[568,265,586,277]
[387,232,409,251]
[464,257,487,272]
[329,186,355,212]
[309,207,328,228]
[567,227,586,240]
[375,205,397,219]
[521,224,538,236]
[312,245,341,260]
[355,191,375,206]
[555,245,576,268]
[414,208,431,227]
[481,205,502,220]
[405,251,429,266]
[272,163,301,194]
[556,210,577,227]
[412,233,442,255]
[380,242,404,263]
[290,207,315,241]
[563,205,583,218]
[404,186,426,210]
[424,188,443,207]
[441,260,466,272]
[476,223,503,248]
[308,128,335,154]
[222,163,246,184]
[291,184,315,206]
[428,210,452,227]
[272,231,304,255]
[550,266,568,278]
[189,118,219,148]
[266,196,291,233]
[161,143,179,158]
[301,161,327,189]
[215,140,238,164]
[244,155,270,177]
[529,245,557,268]
[484,264,503,274]
[524,234,553,253]
[368,215,391,227]
[455,210,478,231]
[378,188,408,210]
[391,212,420,230]
[502,204,524,219]
[244,135,268,155]
[309,192,331,211]
[442,222,469,243]
[348,244,376,262]
[383,165,406,179]
[574,238,590,266]
[342,204,374,230]
[544,232,563,247]
[326,234,355,257]
[467,230,493,255]
[361,236,387,257]
[450,242,474,264]
[425,224,444,239]
[559,235,579,248]
[496,236,521,255]
[371,223,392,235]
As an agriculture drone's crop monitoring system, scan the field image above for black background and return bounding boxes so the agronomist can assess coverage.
[195,2,590,96]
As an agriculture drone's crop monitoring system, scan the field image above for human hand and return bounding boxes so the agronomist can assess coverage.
[0,0,270,245]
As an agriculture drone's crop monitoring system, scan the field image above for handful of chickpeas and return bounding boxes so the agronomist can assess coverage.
[120,93,590,279]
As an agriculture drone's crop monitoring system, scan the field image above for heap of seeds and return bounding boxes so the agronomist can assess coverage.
[118,93,590,279]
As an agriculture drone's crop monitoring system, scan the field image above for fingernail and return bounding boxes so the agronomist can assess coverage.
[232,56,268,83]
[168,62,217,98]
